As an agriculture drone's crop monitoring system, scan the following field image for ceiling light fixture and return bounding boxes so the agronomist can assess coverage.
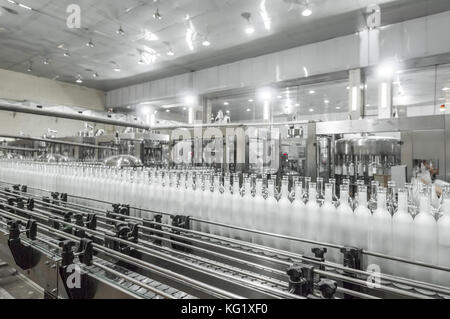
[202,36,211,47]
[336,106,341,110]
[302,2,313,17]
[246,108,252,112]
[43,58,49,65]
[26,62,32,72]
[309,90,316,94]
[241,12,255,35]
[153,8,162,20]
[86,40,95,48]
[309,108,314,112]
[442,87,450,92]
[248,99,254,103]
[224,102,229,106]
[63,52,70,57]
[92,72,99,78]
[167,49,175,56]
[75,74,83,84]
[116,25,125,36]
[324,99,330,104]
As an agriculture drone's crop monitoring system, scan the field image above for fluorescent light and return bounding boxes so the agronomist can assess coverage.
[246,108,252,112]
[381,82,389,108]
[18,3,32,10]
[224,102,229,106]
[351,86,358,111]
[75,75,83,84]
[309,90,315,94]
[114,66,121,72]
[336,106,341,110]
[202,39,211,47]
[309,108,314,112]
[259,0,271,31]
[442,87,450,91]
[263,101,270,120]
[92,72,99,78]
[324,99,330,104]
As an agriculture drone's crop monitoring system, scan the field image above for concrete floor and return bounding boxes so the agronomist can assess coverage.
[0,259,43,299]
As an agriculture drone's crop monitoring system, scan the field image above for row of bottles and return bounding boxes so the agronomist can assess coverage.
[0,160,449,288]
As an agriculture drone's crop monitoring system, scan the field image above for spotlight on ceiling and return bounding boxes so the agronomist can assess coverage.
[63,52,70,57]
[75,74,83,84]
[153,8,162,20]
[309,90,316,94]
[302,7,312,17]
[202,36,211,47]
[167,49,175,56]
[113,65,121,72]
[43,58,49,65]
[26,63,32,72]
[246,108,252,112]
[86,40,95,48]
[224,102,229,106]
[92,72,99,78]
[116,25,125,36]
[241,12,255,35]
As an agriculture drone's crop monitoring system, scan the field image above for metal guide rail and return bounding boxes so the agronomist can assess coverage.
[0,181,449,299]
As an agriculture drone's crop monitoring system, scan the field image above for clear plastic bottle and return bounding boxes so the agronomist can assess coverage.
[438,185,450,289]
[252,178,266,245]
[336,184,354,265]
[414,185,438,289]
[240,177,254,242]
[276,177,293,251]
[304,182,320,255]
[369,187,393,277]
[291,181,306,254]
[264,179,278,248]
[354,185,371,253]
[320,183,338,265]
[230,175,242,240]
[392,188,414,289]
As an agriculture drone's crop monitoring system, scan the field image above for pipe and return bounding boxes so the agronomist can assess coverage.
[0,103,312,130]
[0,134,117,150]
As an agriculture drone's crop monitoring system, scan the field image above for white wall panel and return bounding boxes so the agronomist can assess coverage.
[107,11,450,108]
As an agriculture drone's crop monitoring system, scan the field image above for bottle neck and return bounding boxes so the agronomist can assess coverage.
[295,185,303,201]
[419,194,430,214]
[268,183,275,198]
[340,191,349,205]
[255,181,263,196]
[309,188,317,202]
[358,191,367,206]
[280,182,289,198]
[324,187,332,202]
[398,192,408,212]
[377,193,387,210]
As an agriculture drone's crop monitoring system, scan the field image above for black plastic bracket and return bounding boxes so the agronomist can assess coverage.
[286,263,315,297]
[78,239,93,266]
[340,247,363,299]
[171,215,192,253]
[26,219,37,240]
[318,279,338,299]
[7,220,39,271]
[26,198,34,211]
[58,240,94,299]
[21,185,27,193]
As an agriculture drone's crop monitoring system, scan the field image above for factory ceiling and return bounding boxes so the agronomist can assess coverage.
[0,0,449,91]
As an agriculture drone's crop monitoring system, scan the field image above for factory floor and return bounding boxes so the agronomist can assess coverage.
[0,259,43,299]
